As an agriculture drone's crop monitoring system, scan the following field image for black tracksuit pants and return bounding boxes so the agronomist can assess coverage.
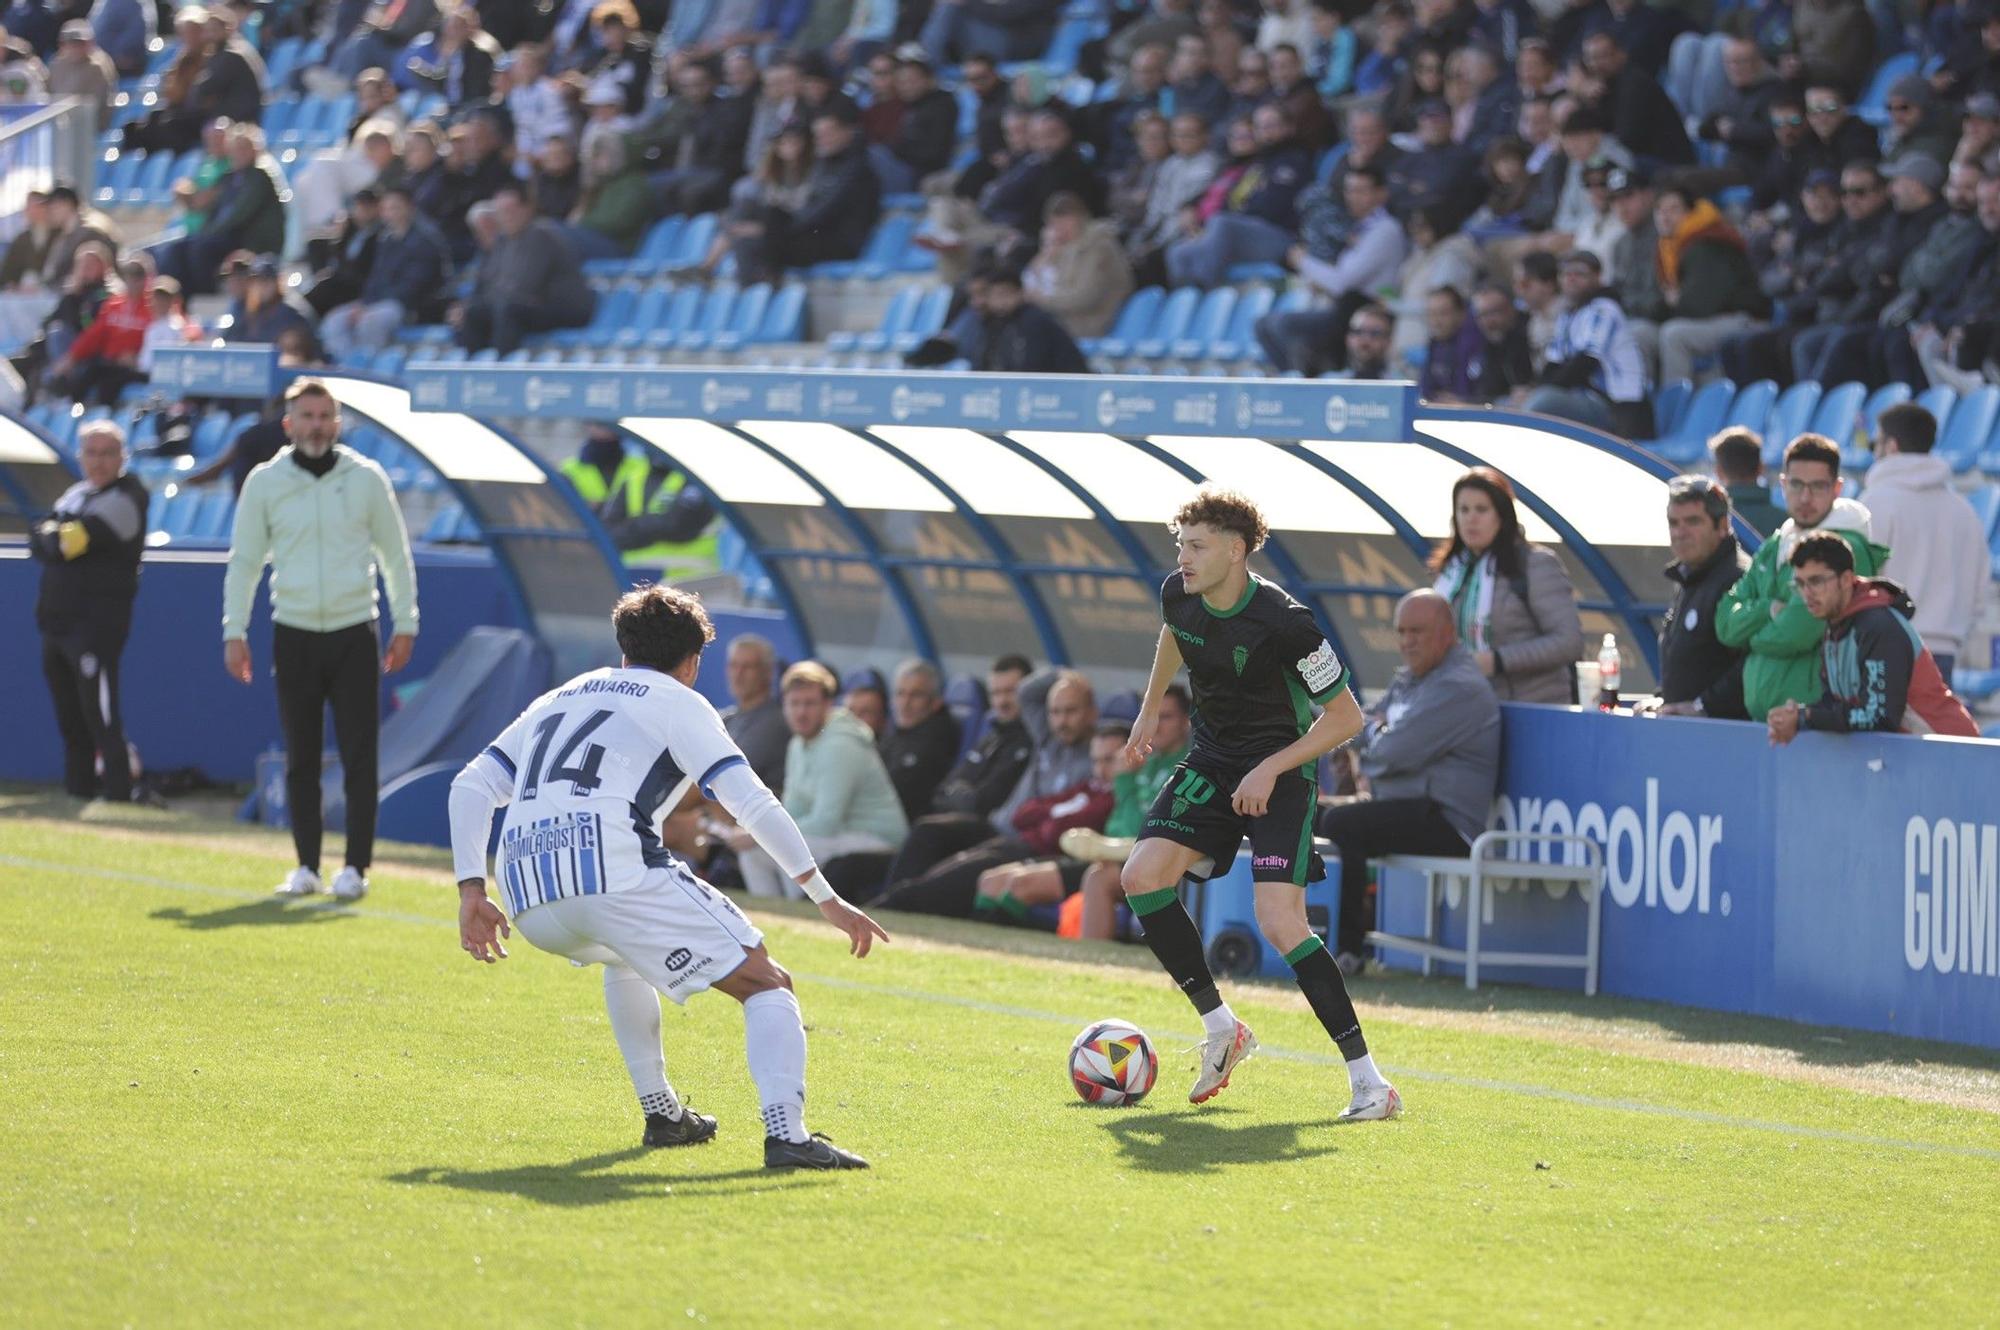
[274,621,380,872]
[1317,796,1469,957]
[41,631,130,801]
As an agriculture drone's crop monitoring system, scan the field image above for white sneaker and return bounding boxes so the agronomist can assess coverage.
[274,866,322,897]
[1338,1081,1402,1123]
[1189,1020,1258,1104]
[329,866,369,901]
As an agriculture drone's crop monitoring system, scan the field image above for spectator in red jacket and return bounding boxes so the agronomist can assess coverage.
[969,725,1124,924]
[49,255,154,406]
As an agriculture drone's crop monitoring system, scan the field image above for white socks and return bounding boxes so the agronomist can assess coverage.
[1346,1052,1386,1093]
[744,987,809,1144]
[1200,1003,1239,1041]
[604,964,682,1120]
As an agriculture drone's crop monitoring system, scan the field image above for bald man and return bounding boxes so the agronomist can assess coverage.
[1316,590,1502,973]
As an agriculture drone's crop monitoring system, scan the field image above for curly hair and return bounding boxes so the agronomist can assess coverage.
[612,584,716,673]
[1171,487,1268,553]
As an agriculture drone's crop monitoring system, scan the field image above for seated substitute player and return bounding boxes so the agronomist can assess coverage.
[447,586,892,1172]
[1119,489,1400,1121]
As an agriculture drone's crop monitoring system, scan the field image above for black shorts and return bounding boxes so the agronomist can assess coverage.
[1139,758,1325,886]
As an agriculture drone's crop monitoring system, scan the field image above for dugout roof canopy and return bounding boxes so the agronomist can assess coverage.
[0,411,79,537]
[402,367,1683,695]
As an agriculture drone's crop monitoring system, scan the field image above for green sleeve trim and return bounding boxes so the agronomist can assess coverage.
[1308,668,1351,706]
[1127,887,1180,917]
[1283,935,1326,966]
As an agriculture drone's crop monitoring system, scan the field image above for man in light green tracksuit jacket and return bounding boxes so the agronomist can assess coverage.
[1715,433,1886,722]
[222,378,418,904]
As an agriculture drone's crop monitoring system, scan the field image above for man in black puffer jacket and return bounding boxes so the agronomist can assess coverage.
[29,420,149,803]
[1652,476,1751,719]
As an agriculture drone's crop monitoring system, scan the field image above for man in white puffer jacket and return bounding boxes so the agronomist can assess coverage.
[1858,402,1989,679]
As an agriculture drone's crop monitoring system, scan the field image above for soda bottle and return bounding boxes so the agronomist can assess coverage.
[1596,633,1622,712]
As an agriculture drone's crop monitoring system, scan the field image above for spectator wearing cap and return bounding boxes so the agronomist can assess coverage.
[1580,28,1693,168]
[1390,98,1482,233]
[1955,91,2000,177]
[1164,102,1311,288]
[1645,183,1769,384]
[29,420,147,805]
[1792,153,1952,385]
[1883,75,1958,168]
[1745,168,1845,346]
[1461,282,1538,405]
[320,187,450,359]
[1568,157,1629,284]
[1724,160,1888,386]
[1793,0,1877,98]
[1525,250,1651,437]
[866,49,958,194]
[454,182,595,353]
[158,123,285,295]
[47,19,115,123]
[1767,533,1978,743]
[1649,475,1752,719]
[48,255,155,406]
[920,0,1063,63]
[1256,162,1407,375]
[1023,192,1135,341]
[730,108,880,283]
[91,0,156,78]
[1709,426,1787,538]
[1698,37,1778,180]
[1856,403,1992,680]
[1606,167,1658,312]
[225,256,315,346]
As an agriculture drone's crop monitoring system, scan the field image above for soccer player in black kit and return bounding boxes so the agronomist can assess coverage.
[1119,489,1401,1120]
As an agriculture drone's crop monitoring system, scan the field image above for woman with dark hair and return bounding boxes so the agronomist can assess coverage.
[1429,467,1586,704]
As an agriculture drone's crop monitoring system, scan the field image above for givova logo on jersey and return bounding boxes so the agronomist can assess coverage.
[1488,777,1727,917]
[1904,817,1998,978]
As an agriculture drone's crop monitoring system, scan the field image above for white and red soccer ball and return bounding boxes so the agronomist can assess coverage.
[1068,1019,1158,1106]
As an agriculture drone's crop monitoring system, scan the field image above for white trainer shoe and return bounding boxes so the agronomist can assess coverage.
[274,866,322,897]
[1338,1081,1403,1123]
[329,866,369,901]
[1189,1020,1258,1104]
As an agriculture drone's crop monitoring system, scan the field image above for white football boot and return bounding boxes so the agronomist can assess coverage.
[1189,1019,1258,1104]
[1337,1081,1403,1123]
[329,866,369,902]
[274,866,322,897]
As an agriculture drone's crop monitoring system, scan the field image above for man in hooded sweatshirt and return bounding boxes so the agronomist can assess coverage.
[734,662,910,899]
[1856,403,1991,680]
[1649,182,1769,383]
[1716,433,1888,723]
[1767,532,1978,743]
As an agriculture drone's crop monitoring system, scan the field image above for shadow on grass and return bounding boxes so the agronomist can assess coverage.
[152,899,360,930]
[387,1147,833,1205]
[1082,1104,1342,1174]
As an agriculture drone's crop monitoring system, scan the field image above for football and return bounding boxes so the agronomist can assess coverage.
[1067,1019,1158,1105]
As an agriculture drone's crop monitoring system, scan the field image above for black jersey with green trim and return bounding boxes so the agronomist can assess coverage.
[1160,571,1351,769]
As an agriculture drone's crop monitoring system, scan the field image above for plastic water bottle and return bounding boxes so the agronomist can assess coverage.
[1596,633,1622,712]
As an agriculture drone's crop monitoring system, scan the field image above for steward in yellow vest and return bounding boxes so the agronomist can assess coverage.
[561,433,719,580]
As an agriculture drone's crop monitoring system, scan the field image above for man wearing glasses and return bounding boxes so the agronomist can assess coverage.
[1716,434,1887,725]
[1766,532,1977,743]
[1650,476,1752,719]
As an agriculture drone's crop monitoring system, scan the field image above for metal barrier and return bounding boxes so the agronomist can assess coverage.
[0,100,97,240]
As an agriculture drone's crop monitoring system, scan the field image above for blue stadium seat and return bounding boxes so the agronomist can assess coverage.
[815,214,916,279]
[675,284,741,351]
[1936,384,2000,474]
[1722,378,1778,434]
[370,346,406,378]
[1954,668,2000,703]
[260,98,300,141]
[1762,379,1822,451]
[1857,52,1918,126]
[130,149,177,204]
[1083,286,1162,357]
[1652,379,1693,436]
[93,152,139,206]
[1169,288,1237,361]
[611,216,685,278]
[894,285,955,353]
[1648,377,1735,463]
[643,285,706,349]
[191,490,235,541]
[710,283,771,352]
[1804,379,1867,446]
[264,37,304,87]
[664,213,717,269]
[1132,287,1202,359]
[189,412,234,461]
[1965,484,2000,544]
[1914,383,1959,443]
[1860,381,1911,434]
[549,283,638,348]
[1207,285,1274,361]
[832,285,918,353]
[610,283,673,348]
[754,283,808,343]
[880,192,925,214]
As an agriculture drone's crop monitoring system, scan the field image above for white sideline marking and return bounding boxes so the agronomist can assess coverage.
[7,851,2000,1163]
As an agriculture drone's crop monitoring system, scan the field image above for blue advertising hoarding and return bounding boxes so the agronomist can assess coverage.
[1378,708,1998,1049]
[403,364,1417,440]
[149,345,280,398]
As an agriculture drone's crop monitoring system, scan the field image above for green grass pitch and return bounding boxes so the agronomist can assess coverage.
[4,796,2000,1328]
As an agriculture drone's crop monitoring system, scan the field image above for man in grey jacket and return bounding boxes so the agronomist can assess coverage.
[1316,591,1501,974]
[454,183,595,354]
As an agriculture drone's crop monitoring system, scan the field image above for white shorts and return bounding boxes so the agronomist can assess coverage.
[512,865,764,1005]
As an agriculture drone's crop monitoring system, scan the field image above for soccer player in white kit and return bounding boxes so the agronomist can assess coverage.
[448,586,890,1170]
